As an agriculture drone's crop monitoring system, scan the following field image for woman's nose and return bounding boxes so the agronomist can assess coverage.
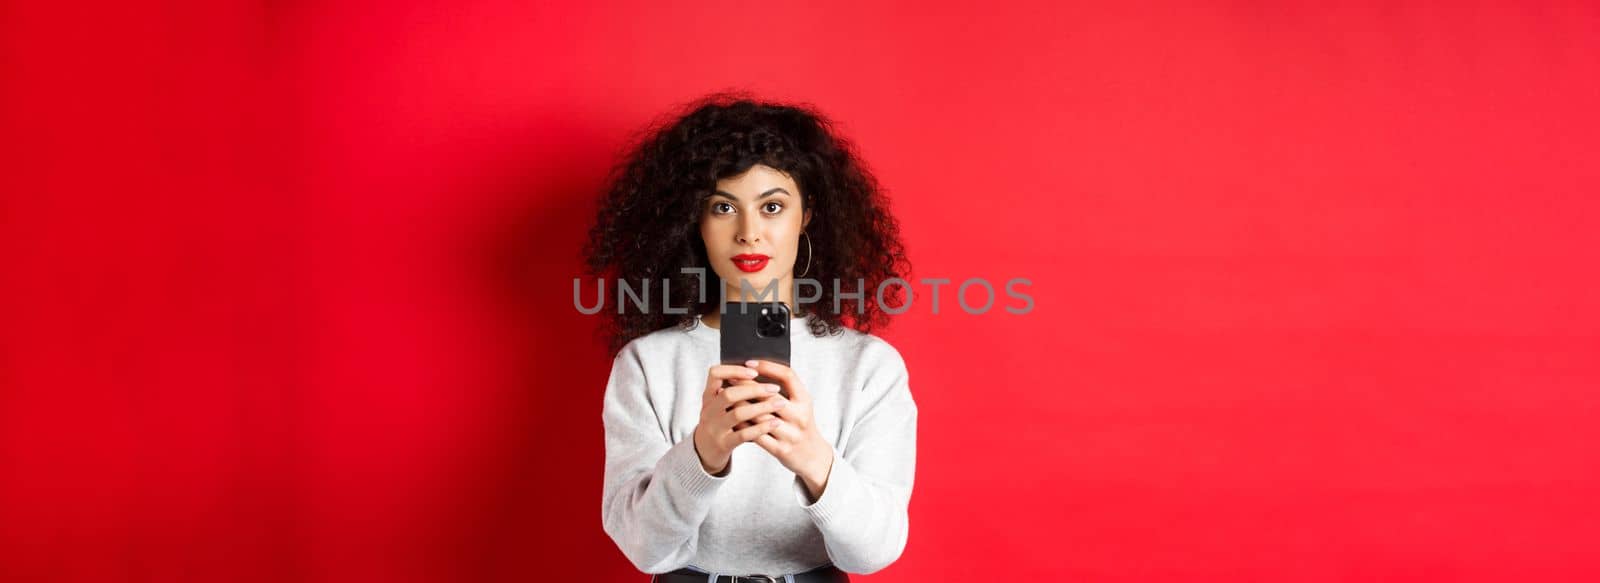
[736,222,761,244]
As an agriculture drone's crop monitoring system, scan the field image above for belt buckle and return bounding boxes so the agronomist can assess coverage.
[731,576,778,583]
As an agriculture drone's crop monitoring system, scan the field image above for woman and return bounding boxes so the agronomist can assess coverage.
[585,93,916,582]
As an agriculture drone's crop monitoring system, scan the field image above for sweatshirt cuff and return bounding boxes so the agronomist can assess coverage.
[794,448,863,528]
[663,435,730,498]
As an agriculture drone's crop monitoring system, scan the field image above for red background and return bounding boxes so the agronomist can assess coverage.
[4,1,1599,581]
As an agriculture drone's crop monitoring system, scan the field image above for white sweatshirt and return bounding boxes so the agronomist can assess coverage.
[599,314,917,575]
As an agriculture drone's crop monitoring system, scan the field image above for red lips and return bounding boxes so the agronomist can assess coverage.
[732,253,770,273]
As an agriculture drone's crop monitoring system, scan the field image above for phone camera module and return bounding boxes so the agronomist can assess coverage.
[756,313,787,338]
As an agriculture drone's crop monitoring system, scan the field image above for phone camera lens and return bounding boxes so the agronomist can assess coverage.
[757,313,787,338]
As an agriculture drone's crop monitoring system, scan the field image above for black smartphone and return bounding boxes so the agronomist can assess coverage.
[719,301,792,391]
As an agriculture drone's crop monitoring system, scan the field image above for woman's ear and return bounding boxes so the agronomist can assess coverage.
[803,208,813,229]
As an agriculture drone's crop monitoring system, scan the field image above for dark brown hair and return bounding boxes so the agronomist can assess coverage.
[582,91,909,354]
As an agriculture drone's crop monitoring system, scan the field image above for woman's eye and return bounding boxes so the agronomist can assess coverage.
[762,202,783,214]
[712,202,734,214]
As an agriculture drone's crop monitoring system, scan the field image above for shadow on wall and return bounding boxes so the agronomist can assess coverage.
[435,112,644,581]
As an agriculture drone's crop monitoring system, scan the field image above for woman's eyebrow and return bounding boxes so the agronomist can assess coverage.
[712,187,791,200]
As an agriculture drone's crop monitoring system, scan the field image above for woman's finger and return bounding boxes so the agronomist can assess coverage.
[703,364,759,395]
[754,433,780,453]
[732,417,782,443]
[726,395,788,425]
[732,398,784,429]
[746,360,809,403]
[766,417,806,442]
[718,383,782,407]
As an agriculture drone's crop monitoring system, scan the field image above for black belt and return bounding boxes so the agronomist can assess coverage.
[653,563,849,583]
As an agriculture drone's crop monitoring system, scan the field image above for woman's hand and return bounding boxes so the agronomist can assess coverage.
[692,364,789,475]
[742,359,836,500]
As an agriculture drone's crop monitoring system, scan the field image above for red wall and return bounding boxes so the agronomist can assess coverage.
[4,1,1599,581]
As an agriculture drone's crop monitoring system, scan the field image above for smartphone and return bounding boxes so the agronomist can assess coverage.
[719,301,792,392]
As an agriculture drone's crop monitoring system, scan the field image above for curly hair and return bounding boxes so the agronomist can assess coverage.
[582,92,909,354]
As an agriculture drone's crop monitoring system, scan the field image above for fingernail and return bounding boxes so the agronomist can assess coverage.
[745,360,759,368]
[765,385,780,393]
[774,399,787,408]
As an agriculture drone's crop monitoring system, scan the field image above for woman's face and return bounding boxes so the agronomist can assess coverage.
[700,164,813,305]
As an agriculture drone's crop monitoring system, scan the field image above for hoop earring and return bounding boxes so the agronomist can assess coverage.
[797,230,813,278]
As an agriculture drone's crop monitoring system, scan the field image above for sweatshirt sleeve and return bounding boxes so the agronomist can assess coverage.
[791,339,918,574]
[600,340,729,574]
